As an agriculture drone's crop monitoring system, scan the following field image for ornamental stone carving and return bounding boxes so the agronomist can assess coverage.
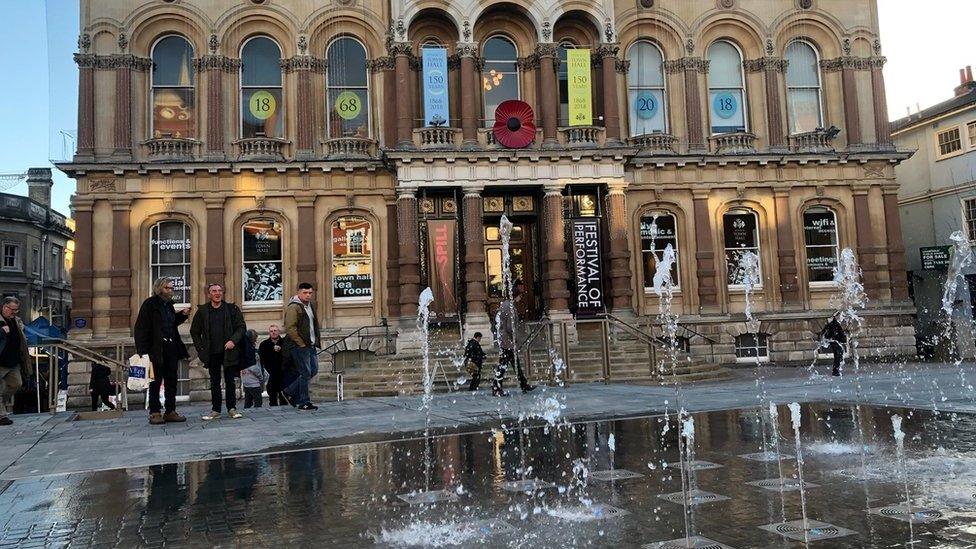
[75,54,152,70]
[78,33,91,53]
[665,57,709,74]
[842,37,852,55]
[744,57,788,73]
[798,0,813,9]
[194,55,241,72]
[462,20,471,42]
[456,42,478,58]
[282,56,327,72]
[765,38,774,56]
[209,33,218,54]
[615,59,630,74]
[89,179,117,192]
[388,41,412,57]
[365,56,394,72]
[819,56,885,72]
[638,0,655,7]
[594,43,620,59]
[541,21,551,42]
[535,42,557,58]
[118,31,128,52]
[718,0,735,8]
[604,20,614,42]
[395,19,406,41]
[685,38,695,56]
[298,34,308,55]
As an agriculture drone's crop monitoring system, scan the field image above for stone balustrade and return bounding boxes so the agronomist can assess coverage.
[322,137,378,159]
[789,128,837,154]
[234,137,289,161]
[414,127,460,149]
[708,132,757,154]
[558,126,604,147]
[627,132,679,154]
[143,137,200,162]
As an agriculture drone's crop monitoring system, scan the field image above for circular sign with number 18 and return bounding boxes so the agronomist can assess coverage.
[249,90,277,120]
[713,92,738,120]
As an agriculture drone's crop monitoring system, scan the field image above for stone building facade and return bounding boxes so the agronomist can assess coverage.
[0,169,73,327]
[59,0,914,385]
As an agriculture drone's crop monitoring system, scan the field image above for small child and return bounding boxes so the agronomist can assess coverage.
[242,330,268,408]
[89,363,117,411]
[464,332,486,391]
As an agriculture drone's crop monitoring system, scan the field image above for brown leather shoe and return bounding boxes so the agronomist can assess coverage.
[163,411,186,423]
[149,413,165,425]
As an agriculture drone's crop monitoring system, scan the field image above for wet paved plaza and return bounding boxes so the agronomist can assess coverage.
[1,364,976,547]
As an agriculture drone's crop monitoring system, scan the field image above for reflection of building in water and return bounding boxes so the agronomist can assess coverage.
[60,0,916,405]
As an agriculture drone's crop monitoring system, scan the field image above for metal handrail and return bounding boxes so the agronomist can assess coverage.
[33,339,130,413]
[317,323,392,376]
[601,312,666,349]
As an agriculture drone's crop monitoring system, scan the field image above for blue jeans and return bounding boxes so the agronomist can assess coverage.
[286,347,317,405]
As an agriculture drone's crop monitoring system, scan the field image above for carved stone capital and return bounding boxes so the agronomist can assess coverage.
[76,54,153,70]
[446,54,461,71]
[389,41,413,57]
[664,57,709,74]
[281,55,327,73]
[517,54,540,71]
[535,42,558,58]
[595,42,620,59]
[73,53,96,68]
[615,58,630,74]
[194,55,241,72]
[366,56,395,72]
[456,42,479,58]
[819,56,881,72]
[743,56,788,73]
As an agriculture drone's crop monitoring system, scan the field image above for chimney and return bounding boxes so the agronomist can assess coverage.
[955,65,976,96]
[25,167,53,208]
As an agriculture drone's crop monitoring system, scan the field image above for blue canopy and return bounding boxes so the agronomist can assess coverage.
[24,316,66,345]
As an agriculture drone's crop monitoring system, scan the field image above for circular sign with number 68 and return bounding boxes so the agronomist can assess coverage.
[335,91,363,120]
[249,90,277,120]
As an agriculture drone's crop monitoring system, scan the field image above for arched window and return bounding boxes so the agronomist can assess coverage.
[326,37,370,138]
[240,36,283,138]
[149,221,191,305]
[557,41,577,126]
[482,36,519,126]
[627,40,668,136]
[802,206,839,284]
[785,40,824,134]
[420,41,450,127]
[640,212,679,290]
[707,40,747,134]
[150,35,195,138]
[331,217,373,301]
[242,218,283,304]
[723,208,761,287]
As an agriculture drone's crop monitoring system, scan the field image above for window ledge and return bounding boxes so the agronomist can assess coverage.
[727,285,764,293]
[242,302,284,312]
[736,356,770,364]
[643,287,682,295]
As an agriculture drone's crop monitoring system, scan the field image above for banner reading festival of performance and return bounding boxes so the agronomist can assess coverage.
[422,47,450,126]
[567,48,592,126]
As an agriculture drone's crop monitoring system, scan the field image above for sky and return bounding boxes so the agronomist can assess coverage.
[0,1,973,215]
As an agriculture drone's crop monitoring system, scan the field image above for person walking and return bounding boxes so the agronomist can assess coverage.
[190,283,246,420]
[820,313,848,377]
[134,278,190,425]
[88,363,117,411]
[241,330,268,408]
[464,332,486,391]
[493,284,535,396]
[282,282,321,410]
[259,324,285,406]
[0,297,31,426]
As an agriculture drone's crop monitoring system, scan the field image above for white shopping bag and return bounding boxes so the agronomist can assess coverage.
[127,354,154,392]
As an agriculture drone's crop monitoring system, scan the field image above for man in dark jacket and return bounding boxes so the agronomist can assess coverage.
[464,332,486,391]
[493,283,534,396]
[134,278,190,425]
[821,313,848,377]
[190,283,246,420]
[0,297,32,426]
[259,324,285,406]
[282,282,321,410]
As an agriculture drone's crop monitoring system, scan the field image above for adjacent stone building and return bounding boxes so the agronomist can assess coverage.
[58,0,915,403]
[0,168,73,327]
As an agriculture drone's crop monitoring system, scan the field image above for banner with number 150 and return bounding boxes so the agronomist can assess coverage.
[567,49,592,126]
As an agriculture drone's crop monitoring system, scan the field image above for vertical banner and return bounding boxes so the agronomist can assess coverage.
[427,219,458,317]
[572,219,604,316]
[567,48,592,126]
[422,47,450,126]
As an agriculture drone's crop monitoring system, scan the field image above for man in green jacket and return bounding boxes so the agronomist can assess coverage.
[190,283,246,420]
[0,297,31,426]
[282,282,321,410]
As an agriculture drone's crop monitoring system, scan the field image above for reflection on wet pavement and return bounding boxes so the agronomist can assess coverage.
[1,403,976,548]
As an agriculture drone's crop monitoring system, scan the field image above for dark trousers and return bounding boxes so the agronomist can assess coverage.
[829,342,844,376]
[243,387,263,408]
[493,349,529,392]
[90,391,115,411]
[148,343,179,414]
[207,353,237,412]
[267,371,284,406]
[468,360,484,391]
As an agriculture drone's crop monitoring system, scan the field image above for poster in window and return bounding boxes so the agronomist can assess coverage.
[723,213,756,249]
[242,220,283,302]
[426,219,458,317]
[572,219,604,316]
[243,262,283,302]
[803,210,838,282]
[640,215,678,288]
[243,220,282,262]
[332,217,373,300]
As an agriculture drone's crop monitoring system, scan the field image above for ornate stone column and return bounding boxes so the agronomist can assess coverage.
[853,186,878,299]
[109,199,132,329]
[597,43,622,144]
[746,57,788,151]
[392,42,414,148]
[870,56,893,149]
[542,184,570,313]
[692,190,719,311]
[773,190,800,307]
[112,56,139,158]
[462,186,490,337]
[667,57,708,153]
[74,52,96,161]
[204,197,226,289]
[285,56,326,159]
[458,42,479,147]
[883,188,909,301]
[196,54,237,160]
[386,202,401,319]
[396,187,421,318]
[536,43,559,146]
[606,181,633,311]
[71,197,94,332]
[296,197,316,285]
[376,56,396,148]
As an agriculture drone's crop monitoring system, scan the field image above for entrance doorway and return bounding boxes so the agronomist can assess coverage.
[484,221,540,321]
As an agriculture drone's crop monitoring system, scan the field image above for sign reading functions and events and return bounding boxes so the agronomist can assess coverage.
[572,219,604,316]
[248,90,277,120]
[567,48,592,126]
[920,246,952,271]
[422,47,450,126]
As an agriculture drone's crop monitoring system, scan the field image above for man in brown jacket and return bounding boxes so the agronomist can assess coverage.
[282,282,321,410]
[0,297,32,426]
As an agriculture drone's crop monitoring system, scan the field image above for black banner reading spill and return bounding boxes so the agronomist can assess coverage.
[572,219,605,317]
